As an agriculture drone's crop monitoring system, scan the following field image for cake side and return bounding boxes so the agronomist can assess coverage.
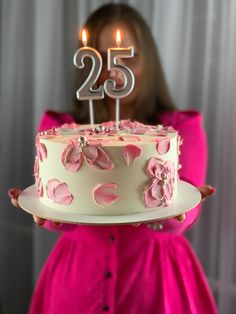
[34,120,181,215]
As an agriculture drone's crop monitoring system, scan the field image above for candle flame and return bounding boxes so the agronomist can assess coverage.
[116,29,121,47]
[82,29,87,46]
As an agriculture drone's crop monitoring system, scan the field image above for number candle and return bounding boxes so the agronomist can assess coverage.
[73,29,104,125]
[104,29,135,130]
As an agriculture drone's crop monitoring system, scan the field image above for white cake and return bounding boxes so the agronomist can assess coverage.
[34,120,181,215]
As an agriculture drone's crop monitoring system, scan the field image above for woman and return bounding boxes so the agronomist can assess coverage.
[9,4,217,313]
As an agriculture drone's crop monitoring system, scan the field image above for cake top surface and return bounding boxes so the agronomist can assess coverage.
[38,120,177,147]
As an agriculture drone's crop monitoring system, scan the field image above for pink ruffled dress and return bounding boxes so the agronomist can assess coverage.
[29,110,217,314]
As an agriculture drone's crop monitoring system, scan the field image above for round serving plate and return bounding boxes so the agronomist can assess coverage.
[18,180,201,225]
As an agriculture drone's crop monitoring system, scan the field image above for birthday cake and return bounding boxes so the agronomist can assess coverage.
[34,120,181,216]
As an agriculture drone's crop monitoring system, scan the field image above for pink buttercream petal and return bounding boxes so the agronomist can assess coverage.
[146,157,158,177]
[123,144,142,166]
[164,160,175,180]
[156,138,170,155]
[152,135,168,142]
[88,139,108,145]
[119,135,141,142]
[53,182,73,205]
[153,163,165,179]
[36,144,47,162]
[69,138,79,146]
[39,143,47,160]
[146,157,165,178]
[34,158,39,178]
[46,179,73,205]
[61,143,83,172]
[35,177,43,197]
[102,121,116,127]
[35,135,48,162]
[82,145,98,162]
[144,179,163,208]
[39,182,44,197]
[85,146,113,170]
[150,180,164,199]
[47,179,59,200]
[61,123,79,129]
[163,182,173,201]
[93,183,120,207]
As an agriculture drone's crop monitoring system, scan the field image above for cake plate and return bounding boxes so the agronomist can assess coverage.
[18,180,201,225]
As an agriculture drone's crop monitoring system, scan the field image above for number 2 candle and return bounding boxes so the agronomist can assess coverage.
[73,29,104,125]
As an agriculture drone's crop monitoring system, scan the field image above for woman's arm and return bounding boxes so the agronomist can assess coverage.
[155,110,208,233]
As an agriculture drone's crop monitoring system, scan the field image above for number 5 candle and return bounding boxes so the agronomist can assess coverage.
[104,30,135,129]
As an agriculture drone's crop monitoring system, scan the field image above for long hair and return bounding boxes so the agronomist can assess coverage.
[71,3,176,124]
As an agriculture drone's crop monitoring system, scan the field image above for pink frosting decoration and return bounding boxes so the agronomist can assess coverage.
[119,135,141,141]
[34,158,39,178]
[123,144,142,166]
[83,145,113,170]
[144,179,163,208]
[144,157,175,208]
[93,183,120,207]
[61,123,80,129]
[61,138,113,172]
[35,135,47,162]
[35,177,44,197]
[100,120,168,136]
[90,139,113,145]
[156,138,170,155]
[61,139,83,172]
[46,179,73,205]
[34,158,43,197]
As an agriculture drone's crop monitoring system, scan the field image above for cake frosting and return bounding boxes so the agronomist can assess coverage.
[34,120,181,215]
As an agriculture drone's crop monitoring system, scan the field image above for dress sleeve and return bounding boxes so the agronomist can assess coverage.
[37,110,77,233]
[38,110,74,132]
[155,110,208,233]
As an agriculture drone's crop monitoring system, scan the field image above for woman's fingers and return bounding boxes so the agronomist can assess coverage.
[8,188,22,208]
[174,185,216,223]
[53,221,63,227]
[132,223,141,227]
[8,188,61,228]
[198,185,216,201]
[33,215,46,226]
[33,215,63,228]
[174,213,186,223]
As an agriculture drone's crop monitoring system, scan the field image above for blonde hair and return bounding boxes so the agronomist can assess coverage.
[72,3,176,124]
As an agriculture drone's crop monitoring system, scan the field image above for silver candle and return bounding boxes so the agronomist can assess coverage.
[73,29,104,125]
[104,30,135,130]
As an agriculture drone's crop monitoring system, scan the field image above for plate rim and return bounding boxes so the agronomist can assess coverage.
[18,180,201,225]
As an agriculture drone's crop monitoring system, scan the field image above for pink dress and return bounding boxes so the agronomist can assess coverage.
[29,110,217,314]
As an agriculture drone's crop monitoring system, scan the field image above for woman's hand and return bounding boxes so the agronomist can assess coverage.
[174,184,216,222]
[8,188,22,207]
[8,187,47,226]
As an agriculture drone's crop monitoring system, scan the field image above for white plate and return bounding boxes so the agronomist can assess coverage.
[18,180,201,225]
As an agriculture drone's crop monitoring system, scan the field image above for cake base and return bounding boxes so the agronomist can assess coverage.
[18,180,201,225]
